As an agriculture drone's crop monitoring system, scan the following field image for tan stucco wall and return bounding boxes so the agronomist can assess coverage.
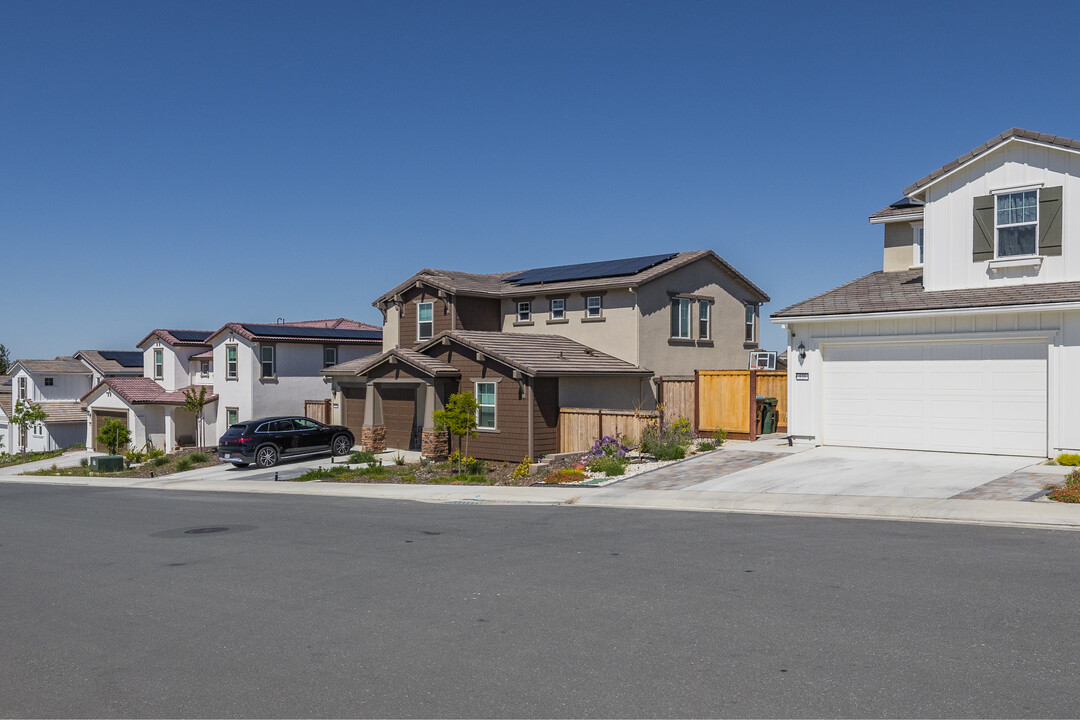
[557,376,652,411]
[883,222,917,272]
[637,257,763,377]
[498,291,640,365]
[382,305,400,351]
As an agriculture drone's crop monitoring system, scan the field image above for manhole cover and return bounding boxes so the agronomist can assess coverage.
[184,527,230,535]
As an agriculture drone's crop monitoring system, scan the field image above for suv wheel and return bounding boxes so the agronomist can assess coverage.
[256,445,279,468]
[331,435,352,456]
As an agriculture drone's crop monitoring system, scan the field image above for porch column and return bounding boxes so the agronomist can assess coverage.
[164,407,175,453]
[420,380,449,459]
[360,381,387,452]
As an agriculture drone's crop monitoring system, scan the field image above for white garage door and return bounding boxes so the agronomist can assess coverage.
[822,340,1047,456]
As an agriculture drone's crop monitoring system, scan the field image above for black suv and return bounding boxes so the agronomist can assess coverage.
[217,416,355,468]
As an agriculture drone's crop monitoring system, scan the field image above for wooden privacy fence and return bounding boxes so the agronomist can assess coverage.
[557,408,659,454]
[304,399,332,425]
[696,369,787,440]
[657,376,696,424]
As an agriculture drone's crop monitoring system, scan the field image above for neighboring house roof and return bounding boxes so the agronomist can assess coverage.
[868,198,924,224]
[324,348,461,378]
[74,350,144,376]
[12,357,88,375]
[209,320,382,345]
[420,330,654,377]
[137,329,215,348]
[0,375,11,418]
[373,250,770,306]
[38,402,86,423]
[772,270,1080,319]
[83,377,218,406]
[190,349,213,360]
[903,128,1080,198]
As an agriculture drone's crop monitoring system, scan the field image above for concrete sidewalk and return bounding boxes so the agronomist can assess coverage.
[2,466,1078,531]
[0,449,103,476]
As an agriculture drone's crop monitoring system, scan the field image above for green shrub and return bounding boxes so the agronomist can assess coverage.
[586,455,628,476]
[1066,468,1080,489]
[1055,453,1080,466]
[175,457,194,472]
[124,449,147,464]
[511,457,532,479]
[349,450,376,464]
[652,444,686,461]
[147,448,166,459]
[465,457,485,475]
[188,451,210,464]
[79,457,89,467]
[697,441,716,452]
[393,453,406,466]
[640,416,695,461]
[151,456,170,467]
[296,465,355,481]
[713,428,727,446]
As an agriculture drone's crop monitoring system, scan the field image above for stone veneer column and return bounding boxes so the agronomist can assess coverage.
[361,425,387,453]
[421,428,449,459]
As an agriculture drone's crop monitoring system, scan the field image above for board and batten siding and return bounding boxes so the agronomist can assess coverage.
[785,308,1080,456]
[922,140,1080,292]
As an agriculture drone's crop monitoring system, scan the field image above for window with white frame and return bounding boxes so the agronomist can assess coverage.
[699,300,712,340]
[517,301,531,322]
[33,422,43,437]
[586,295,602,318]
[475,382,496,430]
[226,345,238,380]
[670,298,691,339]
[260,345,275,378]
[996,190,1038,257]
[18,376,26,400]
[550,298,565,320]
[417,302,434,341]
[153,348,164,380]
[913,223,924,266]
[43,377,54,387]
[744,304,757,343]
[323,346,337,368]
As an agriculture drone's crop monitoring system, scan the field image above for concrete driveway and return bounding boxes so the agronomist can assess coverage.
[685,446,1040,499]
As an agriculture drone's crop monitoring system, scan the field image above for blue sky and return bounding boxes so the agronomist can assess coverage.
[4,0,1080,360]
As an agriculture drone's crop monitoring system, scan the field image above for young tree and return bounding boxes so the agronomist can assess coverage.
[10,400,47,458]
[183,386,209,447]
[96,418,131,456]
[432,391,479,473]
[0,343,10,375]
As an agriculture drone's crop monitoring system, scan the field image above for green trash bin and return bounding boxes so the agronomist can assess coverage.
[760,397,778,434]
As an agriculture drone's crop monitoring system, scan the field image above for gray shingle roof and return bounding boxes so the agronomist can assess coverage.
[869,200,924,223]
[423,331,653,377]
[74,350,144,376]
[772,270,1080,319]
[904,128,1080,197]
[373,250,769,306]
[323,348,460,378]
[38,402,86,423]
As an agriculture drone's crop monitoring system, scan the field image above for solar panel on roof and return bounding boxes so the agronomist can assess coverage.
[241,324,382,341]
[99,351,144,367]
[169,330,213,342]
[505,253,678,285]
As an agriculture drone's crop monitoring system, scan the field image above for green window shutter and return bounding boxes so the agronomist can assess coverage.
[1039,186,1063,256]
[972,194,995,262]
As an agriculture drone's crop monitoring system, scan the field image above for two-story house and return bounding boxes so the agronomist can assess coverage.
[8,357,95,452]
[774,128,1080,458]
[82,330,218,452]
[325,251,768,460]
[0,375,11,453]
[207,318,381,434]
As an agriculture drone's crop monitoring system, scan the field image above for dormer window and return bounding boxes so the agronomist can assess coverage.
[153,349,164,380]
[996,190,1039,257]
[18,376,26,399]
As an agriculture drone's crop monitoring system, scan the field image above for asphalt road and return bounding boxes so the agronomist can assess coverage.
[1,484,1078,718]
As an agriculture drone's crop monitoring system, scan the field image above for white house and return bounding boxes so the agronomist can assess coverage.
[82,329,217,453]
[774,128,1080,458]
[7,358,94,452]
[0,375,11,454]
[207,318,381,432]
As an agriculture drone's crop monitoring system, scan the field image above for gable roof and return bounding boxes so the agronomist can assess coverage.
[208,320,382,345]
[38,402,86,423]
[82,377,218,406]
[137,329,214,348]
[419,331,653,377]
[11,357,89,375]
[869,198,924,224]
[373,250,769,307]
[772,269,1080,320]
[903,128,1080,199]
[74,350,144,376]
[323,348,461,378]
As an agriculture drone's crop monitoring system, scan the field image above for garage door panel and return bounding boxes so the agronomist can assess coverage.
[823,339,1047,457]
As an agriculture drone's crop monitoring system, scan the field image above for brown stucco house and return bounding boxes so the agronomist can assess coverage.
[327,250,768,460]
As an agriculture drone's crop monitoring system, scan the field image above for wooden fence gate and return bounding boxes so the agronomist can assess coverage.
[304,399,332,425]
[695,369,787,440]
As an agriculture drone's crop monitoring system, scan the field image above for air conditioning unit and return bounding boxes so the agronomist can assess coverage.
[749,350,777,371]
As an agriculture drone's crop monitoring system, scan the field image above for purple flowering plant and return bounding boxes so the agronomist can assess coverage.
[582,435,630,462]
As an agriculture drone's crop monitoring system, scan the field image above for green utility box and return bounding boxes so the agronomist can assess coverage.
[90,455,125,473]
